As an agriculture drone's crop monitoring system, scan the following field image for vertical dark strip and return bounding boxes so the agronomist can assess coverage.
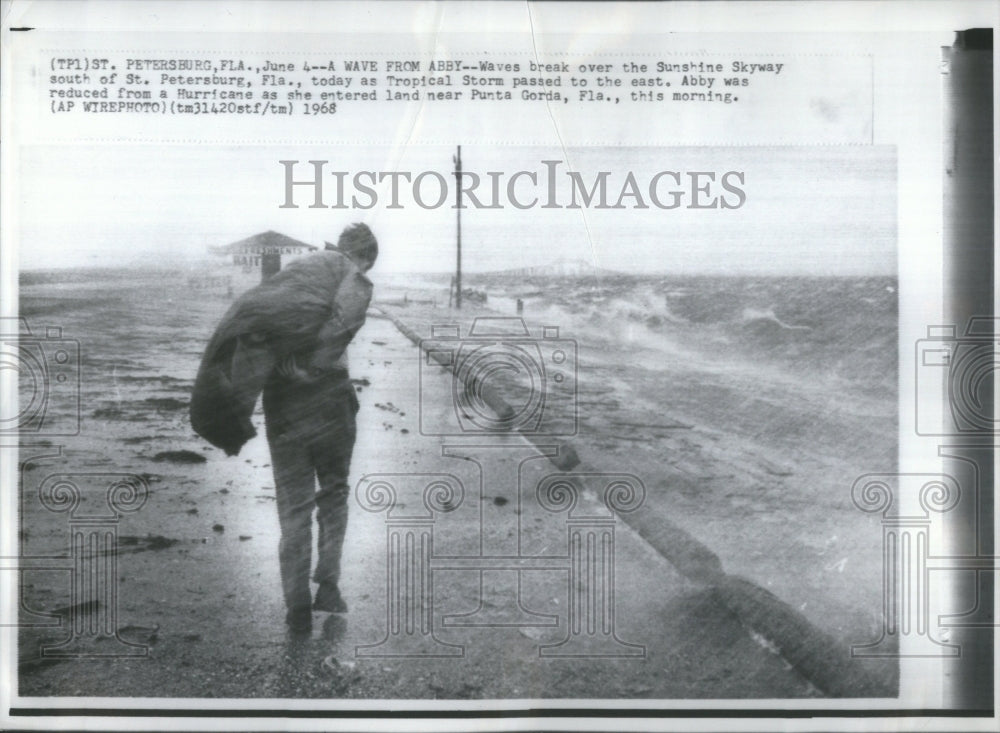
[455,145,462,310]
[942,27,994,711]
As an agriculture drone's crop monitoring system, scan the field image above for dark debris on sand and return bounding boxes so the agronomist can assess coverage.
[152,450,207,464]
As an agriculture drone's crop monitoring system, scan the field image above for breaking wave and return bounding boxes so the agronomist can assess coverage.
[741,307,812,331]
[474,273,898,395]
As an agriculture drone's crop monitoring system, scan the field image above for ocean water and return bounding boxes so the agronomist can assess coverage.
[18,268,899,406]
[471,274,899,398]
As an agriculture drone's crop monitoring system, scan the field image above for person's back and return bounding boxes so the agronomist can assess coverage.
[262,249,363,441]
[261,223,378,634]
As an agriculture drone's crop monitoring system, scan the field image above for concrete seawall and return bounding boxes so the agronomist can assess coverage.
[377,303,895,698]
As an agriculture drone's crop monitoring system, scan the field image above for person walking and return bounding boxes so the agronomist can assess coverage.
[191,223,378,634]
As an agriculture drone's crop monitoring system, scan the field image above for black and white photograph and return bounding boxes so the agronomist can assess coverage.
[0,2,995,731]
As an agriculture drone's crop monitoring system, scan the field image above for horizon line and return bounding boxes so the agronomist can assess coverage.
[18,264,897,278]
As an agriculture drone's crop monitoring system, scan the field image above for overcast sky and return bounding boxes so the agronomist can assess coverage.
[18,144,894,275]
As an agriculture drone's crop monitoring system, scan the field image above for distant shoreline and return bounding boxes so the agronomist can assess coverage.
[19,265,898,279]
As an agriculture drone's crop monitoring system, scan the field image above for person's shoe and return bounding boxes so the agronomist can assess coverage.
[313,583,347,613]
[285,606,313,634]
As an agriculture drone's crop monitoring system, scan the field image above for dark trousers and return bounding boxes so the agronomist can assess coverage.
[263,376,359,612]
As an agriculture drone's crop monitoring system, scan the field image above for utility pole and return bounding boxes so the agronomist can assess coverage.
[453,145,462,309]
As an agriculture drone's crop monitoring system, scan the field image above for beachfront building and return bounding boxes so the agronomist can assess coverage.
[211,231,318,279]
[195,231,319,296]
